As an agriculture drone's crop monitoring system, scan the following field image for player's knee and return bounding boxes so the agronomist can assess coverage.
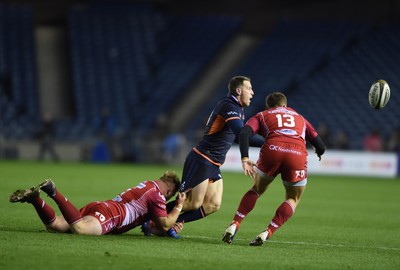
[45,218,69,233]
[70,224,85,234]
[287,197,300,208]
[203,201,221,215]
[185,199,203,211]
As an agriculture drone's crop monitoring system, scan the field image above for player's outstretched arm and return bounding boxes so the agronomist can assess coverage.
[154,192,186,232]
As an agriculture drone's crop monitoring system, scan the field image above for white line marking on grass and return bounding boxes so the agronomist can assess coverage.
[183,235,400,251]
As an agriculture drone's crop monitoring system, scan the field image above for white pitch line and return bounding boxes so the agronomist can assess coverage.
[183,235,400,251]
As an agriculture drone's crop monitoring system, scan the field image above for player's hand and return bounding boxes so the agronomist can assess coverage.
[242,160,257,178]
[172,222,184,234]
[313,146,322,161]
[176,192,186,205]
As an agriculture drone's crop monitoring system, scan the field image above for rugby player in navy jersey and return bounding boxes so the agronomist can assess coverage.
[146,76,264,238]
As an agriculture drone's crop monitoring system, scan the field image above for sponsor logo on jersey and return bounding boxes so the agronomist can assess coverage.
[276,129,298,136]
[269,144,301,155]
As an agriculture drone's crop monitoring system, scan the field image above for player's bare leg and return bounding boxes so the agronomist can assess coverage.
[69,216,103,235]
[164,179,222,238]
[161,179,211,238]
[181,179,209,212]
[202,179,223,215]
[252,171,275,195]
[45,215,102,235]
[284,184,305,209]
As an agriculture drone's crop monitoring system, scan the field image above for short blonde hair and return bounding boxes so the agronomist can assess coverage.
[159,171,180,193]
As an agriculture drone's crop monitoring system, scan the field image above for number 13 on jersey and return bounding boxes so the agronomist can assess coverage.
[276,114,295,127]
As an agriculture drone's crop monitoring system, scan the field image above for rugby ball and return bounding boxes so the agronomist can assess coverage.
[369,79,390,109]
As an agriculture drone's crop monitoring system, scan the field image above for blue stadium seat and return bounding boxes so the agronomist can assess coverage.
[67,3,241,137]
[0,4,38,139]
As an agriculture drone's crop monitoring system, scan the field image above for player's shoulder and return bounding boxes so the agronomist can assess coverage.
[133,180,159,195]
[147,181,166,200]
[218,96,241,112]
[218,95,240,105]
[286,106,300,112]
[137,180,153,188]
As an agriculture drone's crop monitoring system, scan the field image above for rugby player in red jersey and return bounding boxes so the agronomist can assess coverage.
[222,92,325,246]
[153,76,264,238]
[9,171,186,236]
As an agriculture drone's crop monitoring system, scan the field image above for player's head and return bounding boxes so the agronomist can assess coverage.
[159,171,180,199]
[228,76,254,107]
[265,92,287,109]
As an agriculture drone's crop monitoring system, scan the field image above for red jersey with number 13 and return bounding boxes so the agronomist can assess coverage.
[246,106,319,151]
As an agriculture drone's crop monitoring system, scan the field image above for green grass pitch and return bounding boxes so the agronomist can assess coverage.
[1,160,399,270]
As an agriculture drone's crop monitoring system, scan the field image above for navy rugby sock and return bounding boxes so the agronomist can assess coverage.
[176,206,206,223]
[166,201,206,223]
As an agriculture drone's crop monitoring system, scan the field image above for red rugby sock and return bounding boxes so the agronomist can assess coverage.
[30,196,56,224]
[233,189,259,223]
[50,190,82,225]
[268,200,294,235]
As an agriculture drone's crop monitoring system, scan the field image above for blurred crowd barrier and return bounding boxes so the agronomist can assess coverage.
[223,146,398,178]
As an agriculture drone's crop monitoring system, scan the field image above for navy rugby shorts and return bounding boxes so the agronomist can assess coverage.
[180,150,222,193]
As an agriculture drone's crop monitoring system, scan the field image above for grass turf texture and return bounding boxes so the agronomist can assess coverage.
[0,160,399,270]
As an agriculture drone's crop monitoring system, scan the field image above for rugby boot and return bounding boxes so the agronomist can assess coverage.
[166,227,181,239]
[37,179,56,197]
[141,220,152,236]
[9,187,39,203]
[222,221,240,244]
[249,228,272,246]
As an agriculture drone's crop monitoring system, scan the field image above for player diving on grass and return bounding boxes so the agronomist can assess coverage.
[142,76,264,238]
[222,92,326,246]
[9,171,186,236]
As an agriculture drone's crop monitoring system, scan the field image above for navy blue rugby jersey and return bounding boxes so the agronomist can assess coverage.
[194,94,244,165]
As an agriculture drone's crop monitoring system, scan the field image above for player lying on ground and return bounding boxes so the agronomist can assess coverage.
[222,92,326,246]
[9,171,186,236]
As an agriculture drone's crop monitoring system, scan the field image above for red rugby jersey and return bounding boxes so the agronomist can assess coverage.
[246,106,318,149]
[110,180,167,234]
